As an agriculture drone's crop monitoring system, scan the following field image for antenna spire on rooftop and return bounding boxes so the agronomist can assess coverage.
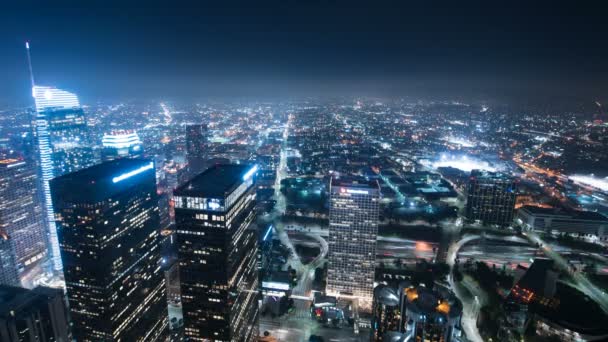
[25,41,36,92]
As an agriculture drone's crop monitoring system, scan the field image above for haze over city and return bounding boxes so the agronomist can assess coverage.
[1,1,608,103]
[0,2,607,342]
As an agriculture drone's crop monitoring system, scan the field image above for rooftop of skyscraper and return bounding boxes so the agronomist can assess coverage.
[174,163,257,198]
[330,175,380,190]
[0,285,63,318]
[50,158,155,203]
[469,169,514,180]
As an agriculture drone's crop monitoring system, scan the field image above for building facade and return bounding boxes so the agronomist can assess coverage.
[465,170,517,226]
[33,86,96,272]
[517,205,608,239]
[0,233,19,287]
[51,159,167,341]
[0,159,47,274]
[174,164,259,341]
[326,177,380,311]
[186,124,209,176]
[0,285,70,342]
[101,130,144,161]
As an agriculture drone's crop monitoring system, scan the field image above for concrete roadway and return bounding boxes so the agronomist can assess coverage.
[446,232,528,342]
[523,231,608,314]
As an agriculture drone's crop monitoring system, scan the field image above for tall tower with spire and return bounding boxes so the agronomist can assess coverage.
[26,42,96,273]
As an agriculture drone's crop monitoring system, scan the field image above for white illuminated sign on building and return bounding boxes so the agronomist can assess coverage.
[112,162,154,183]
[346,189,369,195]
[262,281,290,291]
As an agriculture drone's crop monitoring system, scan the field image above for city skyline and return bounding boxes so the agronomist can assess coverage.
[0,2,607,342]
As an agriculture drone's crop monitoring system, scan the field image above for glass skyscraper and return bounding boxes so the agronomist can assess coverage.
[50,159,167,341]
[32,86,96,273]
[326,177,380,312]
[174,164,259,341]
[0,233,19,287]
[465,170,517,226]
[0,159,47,275]
[185,124,209,176]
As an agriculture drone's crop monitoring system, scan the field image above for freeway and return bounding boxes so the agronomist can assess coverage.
[523,231,608,314]
[447,235,484,342]
[446,233,528,342]
[261,116,337,340]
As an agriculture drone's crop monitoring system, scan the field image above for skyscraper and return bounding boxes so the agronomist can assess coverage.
[26,42,96,273]
[174,164,259,341]
[185,124,209,175]
[50,159,167,341]
[326,177,380,311]
[101,130,144,161]
[32,85,95,272]
[0,285,70,342]
[0,233,19,287]
[465,170,517,226]
[0,159,47,274]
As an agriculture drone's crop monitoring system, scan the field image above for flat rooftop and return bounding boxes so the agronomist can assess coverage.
[0,285,62,318]
[331,175,380,190]
[50,158,155,203]
[520,205,608,222]
[174,164,256,198]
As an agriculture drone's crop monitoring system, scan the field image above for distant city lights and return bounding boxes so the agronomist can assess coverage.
[430,154,496,172]
[445,136,476,148]
[569,175,608,192]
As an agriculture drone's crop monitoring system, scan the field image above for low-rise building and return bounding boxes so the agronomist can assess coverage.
[517,205,608,238]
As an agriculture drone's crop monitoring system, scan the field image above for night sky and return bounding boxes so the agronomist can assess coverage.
[2,1,608,104]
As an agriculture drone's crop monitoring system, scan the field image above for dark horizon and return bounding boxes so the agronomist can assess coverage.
[2,1,608,105]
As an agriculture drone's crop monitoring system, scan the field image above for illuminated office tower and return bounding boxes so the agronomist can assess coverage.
[101,130,144,161]
[326,177,380,311]
[0,233,19,286]
[26,43,95,272]
[174,164,259,341]
[465,170,517,226]
[0,159,47,274]
[50,159,167,341]
[185,124,209,175]
[32,85,95,272]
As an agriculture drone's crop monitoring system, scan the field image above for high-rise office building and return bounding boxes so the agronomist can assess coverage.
[465,170,517,226]
[50,159,167,341]
[0,285,70,342]
[0,159,47,274]
[174,164,259,341]
[101,130,144,161]
[326,177,380,311]
[0,233,19,287]
[185,124,209,175]
[32,85,96,272]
